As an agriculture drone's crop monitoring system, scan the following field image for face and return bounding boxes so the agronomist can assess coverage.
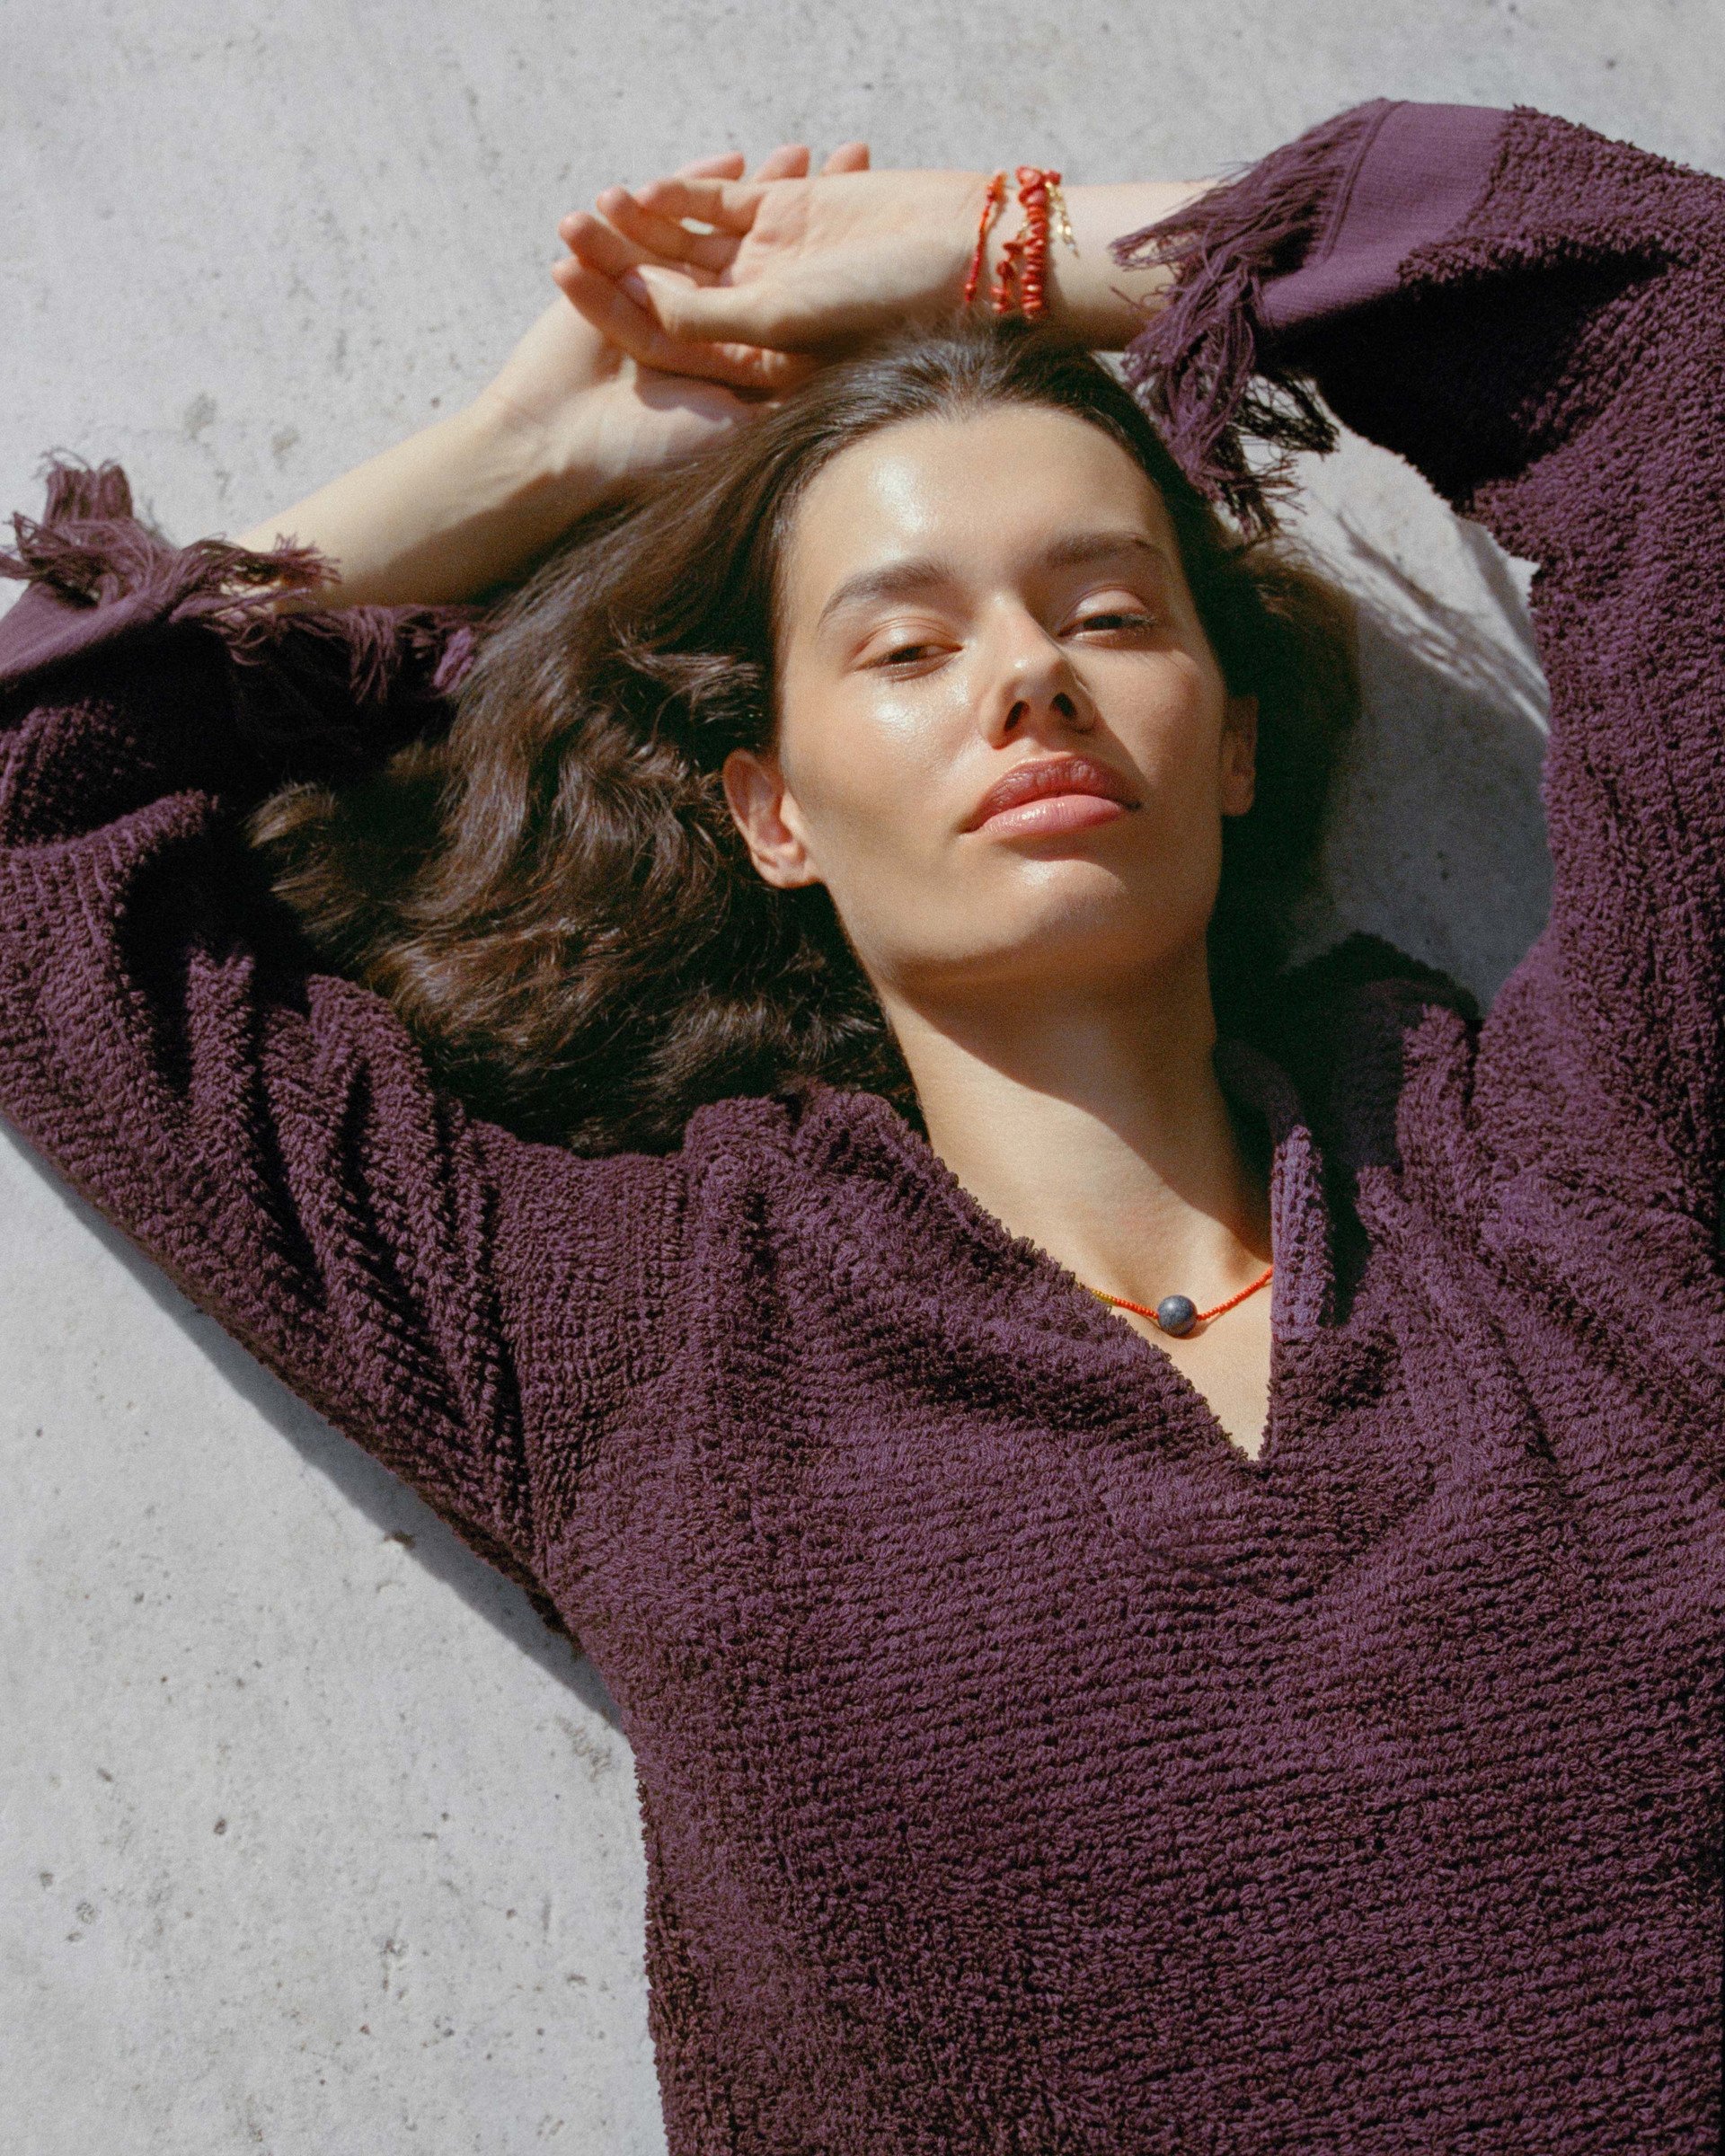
[721,404,1257,1016]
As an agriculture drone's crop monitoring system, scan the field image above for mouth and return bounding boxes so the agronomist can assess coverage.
[964,753,1142,838]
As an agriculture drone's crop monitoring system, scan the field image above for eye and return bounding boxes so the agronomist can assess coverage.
[1069,606,1157,636]
[863,635,949,670]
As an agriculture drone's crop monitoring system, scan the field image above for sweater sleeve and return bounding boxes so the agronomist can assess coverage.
[0,463,676,1636]
[1118,102,1725,1216]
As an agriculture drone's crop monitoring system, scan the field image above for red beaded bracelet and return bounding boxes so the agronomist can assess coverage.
[962,172,1008,310]
[964,166,1075,323]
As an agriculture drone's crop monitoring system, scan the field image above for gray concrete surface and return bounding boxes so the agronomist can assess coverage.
[2,3,1720,2150]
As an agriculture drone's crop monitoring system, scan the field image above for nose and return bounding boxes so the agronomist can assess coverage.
[978,607,1095,745]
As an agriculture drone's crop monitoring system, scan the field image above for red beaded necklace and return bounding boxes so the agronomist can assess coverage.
[1084,1264,1274,1339]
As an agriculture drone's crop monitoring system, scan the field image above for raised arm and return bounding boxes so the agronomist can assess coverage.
[236,139,868,604]
[1116,102,1725,1226]
[0,133,880,1646]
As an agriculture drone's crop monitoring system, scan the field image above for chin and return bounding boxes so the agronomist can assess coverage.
[903,894,1190,1002]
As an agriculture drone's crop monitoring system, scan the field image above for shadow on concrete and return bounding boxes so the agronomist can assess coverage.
[1290,520,1553,1003]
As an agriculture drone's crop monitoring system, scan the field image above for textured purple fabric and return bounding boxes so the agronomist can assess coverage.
[1259,100,1509,333]
[4,102,1724,2152]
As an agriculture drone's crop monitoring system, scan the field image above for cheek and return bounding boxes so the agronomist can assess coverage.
[779,676,964,859]
[1101,649,1231,801]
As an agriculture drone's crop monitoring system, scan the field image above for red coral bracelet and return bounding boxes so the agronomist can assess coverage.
[967,166,1075,323]
[995,165,1054,319]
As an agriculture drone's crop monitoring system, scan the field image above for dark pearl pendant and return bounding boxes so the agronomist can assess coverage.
[1155,1294,1198,1338]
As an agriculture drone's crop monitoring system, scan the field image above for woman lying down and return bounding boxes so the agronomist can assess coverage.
[3,98,1721,2153]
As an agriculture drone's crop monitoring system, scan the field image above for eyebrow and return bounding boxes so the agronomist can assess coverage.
[815,532,1173,632]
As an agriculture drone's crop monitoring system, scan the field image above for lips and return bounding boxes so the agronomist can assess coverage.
[964,753,1141,833]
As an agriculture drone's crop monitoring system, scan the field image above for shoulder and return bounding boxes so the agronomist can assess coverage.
[675,1082,937,1254]
[677,1082,879,1194]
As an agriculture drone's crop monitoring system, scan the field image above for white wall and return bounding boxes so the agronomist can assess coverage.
[3,3,1719,2149]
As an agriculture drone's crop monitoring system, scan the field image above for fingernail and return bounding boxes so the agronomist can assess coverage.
[619,270,651,307]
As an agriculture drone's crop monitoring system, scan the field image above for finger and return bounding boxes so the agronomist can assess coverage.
[549,253,796,393]
[628,173,764,235]
[627,262,801,350]
[550,253,701,372]
[751,142,810,181]
[562,258,818,394]
[557,206,659,280]
[673,150,748,179]
[820,140,871,173]
[561,151,742,246]
[594,187,737,275]
[664,342,816,393]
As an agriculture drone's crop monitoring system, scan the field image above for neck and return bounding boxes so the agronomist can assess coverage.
[880,943,1271,1306]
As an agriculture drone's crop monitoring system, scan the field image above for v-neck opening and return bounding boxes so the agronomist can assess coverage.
[792,1038,1333,1482]
[1032,1242,1280,1472]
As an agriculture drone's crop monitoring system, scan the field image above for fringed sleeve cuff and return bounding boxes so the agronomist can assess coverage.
[0,459,482,782]
[1112,101,1508,533]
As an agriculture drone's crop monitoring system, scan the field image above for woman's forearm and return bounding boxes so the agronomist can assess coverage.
[559,166,1219,388]
[232,388,609,608]
[1043,181,1216,349]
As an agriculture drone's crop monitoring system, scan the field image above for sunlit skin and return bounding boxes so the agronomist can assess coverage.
[721,404,1278,1456]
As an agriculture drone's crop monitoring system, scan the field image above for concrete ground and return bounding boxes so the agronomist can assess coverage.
[2,3,1718,2150]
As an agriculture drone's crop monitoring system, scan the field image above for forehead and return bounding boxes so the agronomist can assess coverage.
[782,404,1177,605]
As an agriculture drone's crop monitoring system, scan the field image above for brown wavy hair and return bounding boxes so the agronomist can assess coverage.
[248,318,1358,1154]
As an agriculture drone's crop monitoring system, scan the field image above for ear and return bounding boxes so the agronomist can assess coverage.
[721,746,823,889]
[1219,693,1258,818]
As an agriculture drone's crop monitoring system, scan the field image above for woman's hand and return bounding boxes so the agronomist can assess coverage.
[491,145,859,482]
[554,159,983,392]
[555,164,1214,390]
[474,277,751,496]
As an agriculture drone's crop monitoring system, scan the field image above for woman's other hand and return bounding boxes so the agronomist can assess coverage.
[476,147,817,490]
[231,146,830,607]
[475,284,748,498]
[554,147,983,392]
[555,160,1212,390]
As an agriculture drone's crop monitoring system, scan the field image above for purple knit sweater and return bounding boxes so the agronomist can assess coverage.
[3,101,1722,2152]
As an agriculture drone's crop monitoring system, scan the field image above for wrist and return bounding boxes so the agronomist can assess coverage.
[464,382,609,514]
[869,168,1004,330]
[971,178,1212,348]
[1063,181,1216,344]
